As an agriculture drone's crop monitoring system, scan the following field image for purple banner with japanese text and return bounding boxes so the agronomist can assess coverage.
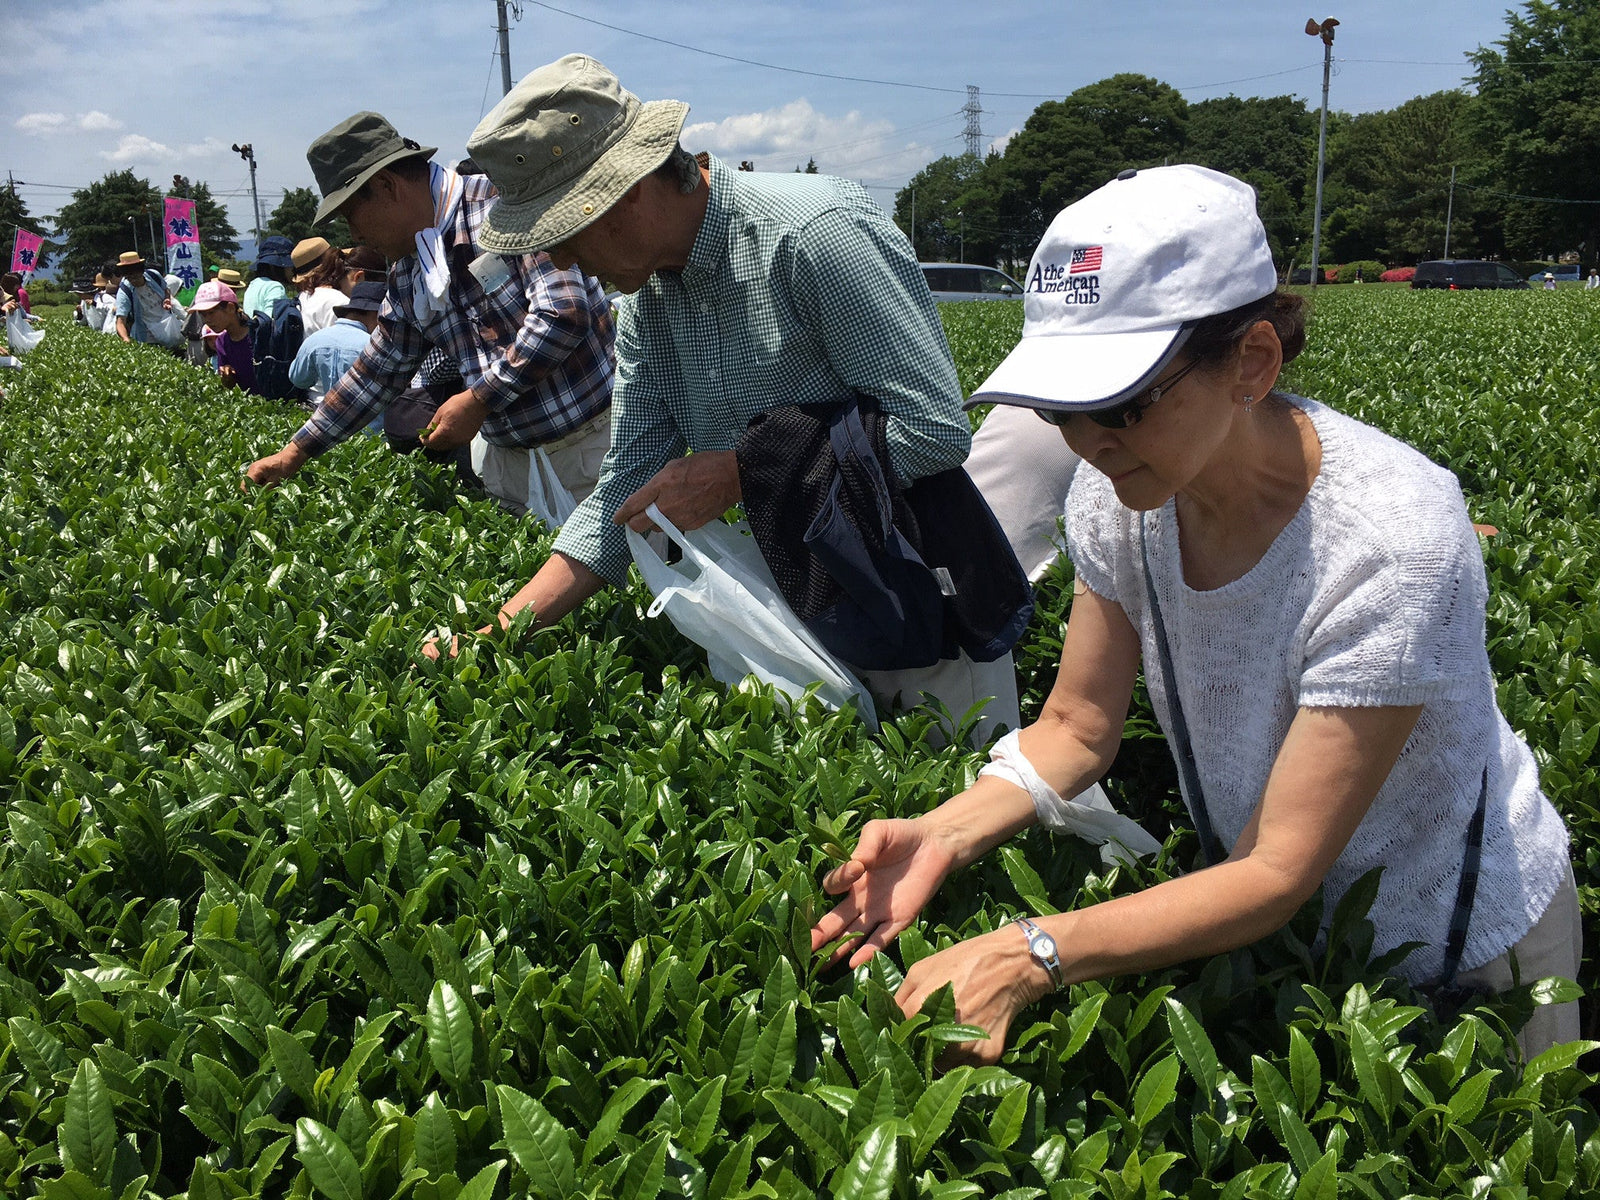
[164,197,201,291]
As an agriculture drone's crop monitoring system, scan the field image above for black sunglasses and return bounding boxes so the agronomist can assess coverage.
[1035,358,1203,430]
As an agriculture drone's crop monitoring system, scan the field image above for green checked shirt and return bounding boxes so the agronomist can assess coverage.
[554,154,970,585]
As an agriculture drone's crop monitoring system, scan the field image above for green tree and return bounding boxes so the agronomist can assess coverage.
[266,186,351,248]
[1,184,54,271]
[1321,91,1488,264]
[893,152,1006,265]
[168,176,240,262]
[1187,95,1316,261]
[1470,0,1600,259]
[794,157,819,174]
[51,170,164,280]
[995,73,1188,252]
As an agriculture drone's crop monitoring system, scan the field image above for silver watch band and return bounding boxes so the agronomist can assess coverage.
[1014,916,1066,990]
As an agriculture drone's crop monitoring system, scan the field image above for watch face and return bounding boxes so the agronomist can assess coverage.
[1035,934,1057,958]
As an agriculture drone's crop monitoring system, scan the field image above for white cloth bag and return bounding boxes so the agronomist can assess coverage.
[627,503,878,727]
[525,445,578,528]
[6,309,43,355]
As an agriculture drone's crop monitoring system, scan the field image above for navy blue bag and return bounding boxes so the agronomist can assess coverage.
[249,297,307,402]
[738,393,1033,672]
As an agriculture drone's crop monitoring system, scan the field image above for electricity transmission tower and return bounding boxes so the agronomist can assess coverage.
[962,86,984,158]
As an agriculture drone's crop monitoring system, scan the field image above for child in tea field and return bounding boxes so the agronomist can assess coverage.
[191,281,260,395]
[814,166,1580,1059]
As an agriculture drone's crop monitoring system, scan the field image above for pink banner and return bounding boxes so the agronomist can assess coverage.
[9,229,43,276]
[163,197,201,289]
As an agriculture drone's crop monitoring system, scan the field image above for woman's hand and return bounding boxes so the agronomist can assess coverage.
[894,925,1052,1066]
[810,819,958,969]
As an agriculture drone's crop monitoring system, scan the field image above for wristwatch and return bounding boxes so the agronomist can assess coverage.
[1014,917,1066,990]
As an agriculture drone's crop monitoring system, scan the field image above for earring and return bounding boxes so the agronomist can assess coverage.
[1243,394,1255,413]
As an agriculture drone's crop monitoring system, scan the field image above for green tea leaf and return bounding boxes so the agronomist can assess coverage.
[294,1118,362,1200]
[61,1059,115,1184]
[832,1121,901,1200]
[425,981,475,1091]
[495,1084,575,1198]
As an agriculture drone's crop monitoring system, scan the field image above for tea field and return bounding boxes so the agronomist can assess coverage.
[0,290,1596,1198]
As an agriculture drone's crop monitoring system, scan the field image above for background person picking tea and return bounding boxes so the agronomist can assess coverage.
[447,54,1022,741]
[243,111,614,517]
[811,165,1579,1058]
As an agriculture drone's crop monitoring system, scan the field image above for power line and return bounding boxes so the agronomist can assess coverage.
[1454,181,1600,206]
[526,0,1324,100]
[527,0,964,93]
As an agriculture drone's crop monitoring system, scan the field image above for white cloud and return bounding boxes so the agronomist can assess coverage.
[684,99,903,175]
[99,134,228,164]
[14,109,127,135]
[14,112,69,136]
[101,134,176,163]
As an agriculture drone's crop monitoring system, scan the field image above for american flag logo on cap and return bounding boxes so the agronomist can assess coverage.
[1070,246,1103,274]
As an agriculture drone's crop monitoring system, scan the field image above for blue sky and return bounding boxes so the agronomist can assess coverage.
[3,0,1518,244]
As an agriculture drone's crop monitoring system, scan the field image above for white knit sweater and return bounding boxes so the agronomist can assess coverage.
[1066,394,1570,983]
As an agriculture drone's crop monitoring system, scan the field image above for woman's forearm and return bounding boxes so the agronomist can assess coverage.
[1039,852,1312,986]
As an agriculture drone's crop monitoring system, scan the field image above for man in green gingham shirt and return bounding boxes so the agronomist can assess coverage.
[452,54,1020,738]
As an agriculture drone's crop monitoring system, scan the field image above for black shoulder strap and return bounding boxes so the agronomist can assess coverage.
[1139,515,1227,866]
[1438,765,1490,987]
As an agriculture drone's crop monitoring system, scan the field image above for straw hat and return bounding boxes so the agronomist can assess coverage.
[292,237,332,284]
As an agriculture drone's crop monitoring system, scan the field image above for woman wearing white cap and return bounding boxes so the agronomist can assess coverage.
[812,165,1579,1057]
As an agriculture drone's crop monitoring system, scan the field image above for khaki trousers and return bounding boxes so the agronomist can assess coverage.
[1455,862,1583,1058]
[478,411,612,519]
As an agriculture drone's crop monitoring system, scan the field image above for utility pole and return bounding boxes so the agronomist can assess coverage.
[496,0,515,95]
[232,142,262,245]
[1305,17,1339,288]
[958,209,965,263]
[1443,165,1456,259]
[909,187,916,259]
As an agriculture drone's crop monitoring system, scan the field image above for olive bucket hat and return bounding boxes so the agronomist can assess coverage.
[306,112,437,224]
[467,54,689,254]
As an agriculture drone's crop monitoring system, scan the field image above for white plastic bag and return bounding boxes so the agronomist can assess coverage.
[149,307,184,349]
[6,308,43,355]
[627,503,878,726]
[84,303,106,332]
[525,445,577,528]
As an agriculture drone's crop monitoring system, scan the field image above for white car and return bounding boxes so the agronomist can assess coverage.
[920,263,1023,301]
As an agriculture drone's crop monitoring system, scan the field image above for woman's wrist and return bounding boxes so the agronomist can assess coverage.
[919,779,1038,874]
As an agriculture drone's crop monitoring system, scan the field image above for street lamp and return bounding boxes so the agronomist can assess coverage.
[1305,16,1338,288]
[232,142,263,246]
[127,214,138,259]
[958,209,965,263]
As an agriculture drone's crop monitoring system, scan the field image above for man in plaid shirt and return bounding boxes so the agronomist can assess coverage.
[244,112,614,515]
[441,57,1021,742]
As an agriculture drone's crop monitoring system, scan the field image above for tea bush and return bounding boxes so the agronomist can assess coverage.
[0,294,1595,1198]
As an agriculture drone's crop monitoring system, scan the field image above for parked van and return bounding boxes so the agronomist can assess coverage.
[920,263,1023,301]
[1411,260,1529,290]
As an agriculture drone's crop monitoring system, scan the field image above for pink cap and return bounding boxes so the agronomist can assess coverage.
[192,280,236,310]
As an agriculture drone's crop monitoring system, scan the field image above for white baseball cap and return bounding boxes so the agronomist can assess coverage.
[968,164,1278,415]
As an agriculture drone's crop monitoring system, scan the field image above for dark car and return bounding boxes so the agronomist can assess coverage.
[1411,260,1529,290]
[920,263,1023,301]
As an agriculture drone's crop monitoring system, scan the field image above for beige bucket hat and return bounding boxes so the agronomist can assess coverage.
[468,54,689,254]
[307,112,436,224]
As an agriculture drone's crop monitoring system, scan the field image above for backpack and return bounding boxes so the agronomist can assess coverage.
[249,297,307,401]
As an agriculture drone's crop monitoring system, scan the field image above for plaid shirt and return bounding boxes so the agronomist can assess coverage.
[292,173,614,455]
[554,155,969,584]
